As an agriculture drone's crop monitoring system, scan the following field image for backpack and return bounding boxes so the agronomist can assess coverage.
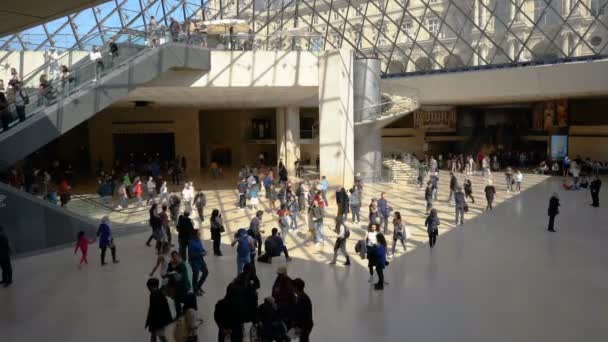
[19,89,30,105]
[237,236,251,257]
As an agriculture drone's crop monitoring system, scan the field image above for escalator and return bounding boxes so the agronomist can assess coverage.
[0,31,211,169]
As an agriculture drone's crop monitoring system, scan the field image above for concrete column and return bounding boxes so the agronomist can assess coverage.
[276,107,300,176]
[353,58,381,122]
[353,58,383,182]
[318,49,355,188]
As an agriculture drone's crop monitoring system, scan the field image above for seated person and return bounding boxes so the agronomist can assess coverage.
[562,180,575,191]
[258,228,291,263]
[538,161,549,174]
[551,161,560,175]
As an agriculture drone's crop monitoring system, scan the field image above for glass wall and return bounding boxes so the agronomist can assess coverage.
[1,0,607,75]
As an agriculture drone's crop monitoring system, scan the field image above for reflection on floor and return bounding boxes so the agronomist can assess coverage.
[2,172,608,342]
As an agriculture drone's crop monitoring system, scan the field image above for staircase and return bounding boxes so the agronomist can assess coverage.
[382,155,419,184]
[0,41,210,169]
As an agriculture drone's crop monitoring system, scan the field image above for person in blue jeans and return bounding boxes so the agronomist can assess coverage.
[288,198,299,230]
[377,192,391,234]
[349,187,361,223]
[188,230,209,296]
[231,229,252,275]
[311,200,325,245]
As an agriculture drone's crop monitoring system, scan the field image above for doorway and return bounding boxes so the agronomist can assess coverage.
[113,133,175,164]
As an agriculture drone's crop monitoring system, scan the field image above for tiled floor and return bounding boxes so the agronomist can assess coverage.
[2,171,607,342]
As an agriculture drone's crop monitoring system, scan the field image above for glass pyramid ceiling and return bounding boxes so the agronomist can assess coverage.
[1,0,607,75]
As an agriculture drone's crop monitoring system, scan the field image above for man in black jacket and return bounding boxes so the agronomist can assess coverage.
[0,226,13,287]
[590,176,602,207]
[292,278,313,342]
[176,211,195,260]
[145,278,172,342]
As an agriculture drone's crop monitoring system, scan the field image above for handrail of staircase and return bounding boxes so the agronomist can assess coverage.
[1,29,157,134]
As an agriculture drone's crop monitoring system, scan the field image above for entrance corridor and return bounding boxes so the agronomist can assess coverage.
[1,172,607,341]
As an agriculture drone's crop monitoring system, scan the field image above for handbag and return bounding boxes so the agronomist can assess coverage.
[219,225,226,233]
[464,204,469,213]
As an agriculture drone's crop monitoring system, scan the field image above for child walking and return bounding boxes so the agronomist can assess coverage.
[74,231,95,268]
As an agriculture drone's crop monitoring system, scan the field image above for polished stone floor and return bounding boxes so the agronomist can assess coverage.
[1,172,607,342]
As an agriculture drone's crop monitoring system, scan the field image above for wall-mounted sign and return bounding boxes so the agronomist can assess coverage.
[550,135,568,159]
[413,110,457,132]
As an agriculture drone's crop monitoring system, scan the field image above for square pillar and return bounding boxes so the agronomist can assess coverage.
[318,49,355,188]
[276,107,301,175]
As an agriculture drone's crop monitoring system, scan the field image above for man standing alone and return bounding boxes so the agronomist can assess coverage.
[0,226,13,287]
[590,176,602,207]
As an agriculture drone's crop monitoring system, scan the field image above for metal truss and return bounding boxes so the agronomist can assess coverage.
[1,0,607,75]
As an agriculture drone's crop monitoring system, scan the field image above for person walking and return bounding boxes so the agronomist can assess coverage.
[377,192,391,234]
[193,191,206,224]
[590,176,602,207]
[237,178,248,210]
[391,211,406,255]
[147,203,163,248]
[515,170,523,193]
[165,251,190,315]
[96,216,119,265]
[210,209,224,256]
[108,38,119,67]
[188,229,209,296]
[176,211,194,261]
[74,231,95,269]
[425,209,440,248]
[248,210,264,256]
[366,224,379,283]
[320,176,329,205]
[349,187,362,223]
[145,278,173,342]
[149,242,171,278]
[424,181,433,214]
[330,217,351,266]
[0,226,13,287]
[484,180,496,211]
[292,278,314,341]
[373,234,388,291]
[447,172,458,204]
[463,176,475,203]
[547,193,560,232]
[159,205,172,247]
[505,167,514,193]
[430,172,439,201]
[311,200,325,245]
[146,177,157,205]
[454,186,466,226]
[90,46,103,81]
[214,283,244,342]
[231,229,252,275]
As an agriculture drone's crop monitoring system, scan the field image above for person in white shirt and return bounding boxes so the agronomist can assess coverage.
[159,181,169,204]
[182,182,194,212]
[146,177,157,204]
[89,46,103,81]
[515,170,523,193]
[329,217,350,266]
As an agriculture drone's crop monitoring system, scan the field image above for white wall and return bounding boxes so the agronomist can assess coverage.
[383,59,608,105]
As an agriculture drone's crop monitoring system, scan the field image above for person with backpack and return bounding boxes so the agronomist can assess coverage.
[425,209,440,248]
[165,251,191,316]
[311,200,325,246]
[231,229,253,275]
[214,283,245,342]
[424,181,433,214]
[233,263,260,325]
[330,217,350,266]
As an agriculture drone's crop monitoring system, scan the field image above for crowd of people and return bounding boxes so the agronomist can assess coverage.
[0,146,604,340]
